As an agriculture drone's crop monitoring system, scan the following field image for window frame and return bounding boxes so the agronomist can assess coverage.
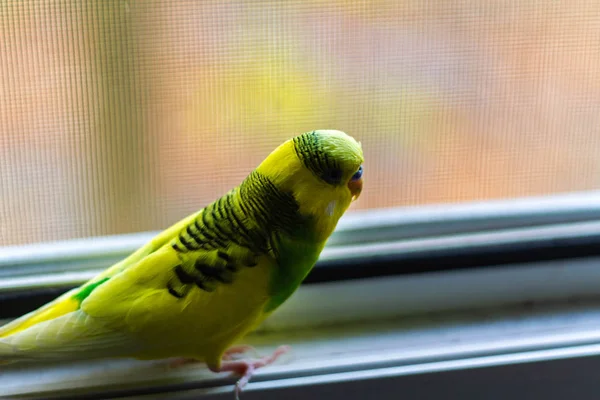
[3,190,600,398]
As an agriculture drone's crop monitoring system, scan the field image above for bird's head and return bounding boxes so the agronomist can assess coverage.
[256,130,364,240]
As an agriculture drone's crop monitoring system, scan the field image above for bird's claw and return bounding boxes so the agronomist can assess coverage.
[222,344,260,361]
[211,345,291,399]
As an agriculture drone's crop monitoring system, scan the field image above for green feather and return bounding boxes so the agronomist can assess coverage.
[265,236,322,312]
[72,277,110,304]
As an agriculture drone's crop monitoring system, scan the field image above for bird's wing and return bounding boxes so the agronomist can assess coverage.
[0,211,200,339]
[0,209,265,362]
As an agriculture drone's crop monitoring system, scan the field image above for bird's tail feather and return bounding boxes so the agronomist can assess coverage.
[0,310,143,363]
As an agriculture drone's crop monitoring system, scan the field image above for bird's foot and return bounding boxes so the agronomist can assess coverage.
[222,345,260,361]
[166,345,259,368]
[211,345,291,400]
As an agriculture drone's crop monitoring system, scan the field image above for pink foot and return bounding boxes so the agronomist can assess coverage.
[211,345,291,399]
[222,345,259,361]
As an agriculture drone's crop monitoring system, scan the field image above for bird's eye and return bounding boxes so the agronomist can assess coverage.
[351,165,363,181]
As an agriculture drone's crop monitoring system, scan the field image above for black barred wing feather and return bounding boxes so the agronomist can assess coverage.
[166,244,260,299]
[166,171,307,299]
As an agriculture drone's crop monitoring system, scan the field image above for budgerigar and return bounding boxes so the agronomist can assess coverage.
[0,130,364,397]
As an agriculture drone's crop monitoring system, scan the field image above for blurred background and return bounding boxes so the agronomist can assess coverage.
[1,1,599,246]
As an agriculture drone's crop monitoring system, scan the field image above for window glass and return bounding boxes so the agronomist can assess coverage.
[2,2,599,246]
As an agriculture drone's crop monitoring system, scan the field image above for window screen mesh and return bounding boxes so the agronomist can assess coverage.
[1,2,600,246]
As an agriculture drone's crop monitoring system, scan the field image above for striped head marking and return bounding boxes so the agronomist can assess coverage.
[293,130,363,187]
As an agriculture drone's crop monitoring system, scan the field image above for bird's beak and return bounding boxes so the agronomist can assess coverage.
[348,178,363,202]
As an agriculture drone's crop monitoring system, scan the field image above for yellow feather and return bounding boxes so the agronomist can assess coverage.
[0,211,202,340]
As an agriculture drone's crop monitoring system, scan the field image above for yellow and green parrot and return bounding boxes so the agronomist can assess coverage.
[0,130,364,396]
